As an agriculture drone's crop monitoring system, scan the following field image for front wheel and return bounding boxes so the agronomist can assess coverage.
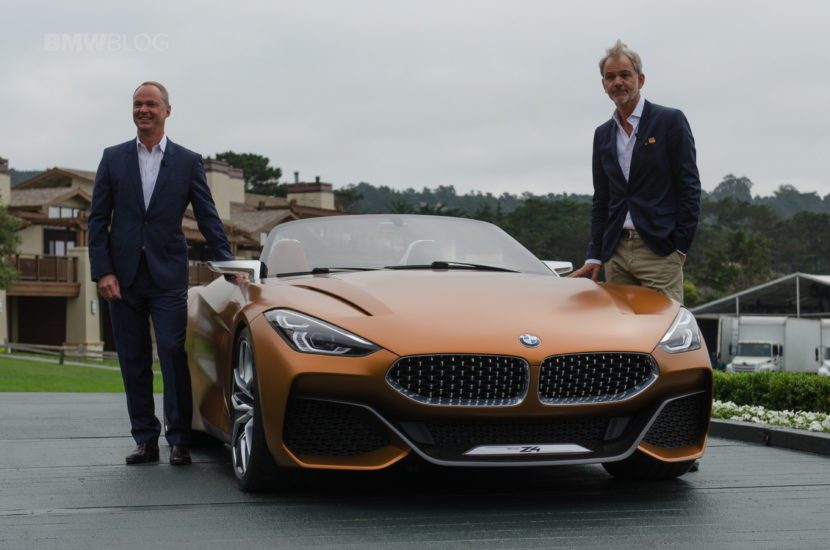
[602,450,695,481]
[231,328,281,492]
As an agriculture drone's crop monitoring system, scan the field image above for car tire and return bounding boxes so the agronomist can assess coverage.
[602,450,695,480]
[231,328,282,492]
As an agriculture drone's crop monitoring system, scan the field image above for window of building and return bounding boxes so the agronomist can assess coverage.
[43,229,76,256]
[47,206,81,219]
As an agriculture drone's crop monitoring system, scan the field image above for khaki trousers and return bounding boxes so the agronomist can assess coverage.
[604,233,684,303]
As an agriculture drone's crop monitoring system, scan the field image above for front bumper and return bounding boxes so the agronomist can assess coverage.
[250,315,713,470]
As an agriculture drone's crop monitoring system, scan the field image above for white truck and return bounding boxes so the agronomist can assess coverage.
[720,316,822,374]
[819,319,830,377]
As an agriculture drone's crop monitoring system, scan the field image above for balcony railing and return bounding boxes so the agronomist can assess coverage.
[11,254,78,282]
[8,256,220,288]
[6,254,80,297]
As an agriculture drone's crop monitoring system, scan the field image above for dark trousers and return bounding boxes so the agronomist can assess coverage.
[109,256,191,446]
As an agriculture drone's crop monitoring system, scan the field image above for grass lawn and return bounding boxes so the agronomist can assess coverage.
[4,351,123,368]
[0,357,163,392]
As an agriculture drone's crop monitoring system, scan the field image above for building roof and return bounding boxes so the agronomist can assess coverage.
[244,193,289,209]
[691,273,830,318]
[230,202,296,234]
[181,210,258,246]
[291,204,347,218]
[9,187,91,210]
[14,167,95,189]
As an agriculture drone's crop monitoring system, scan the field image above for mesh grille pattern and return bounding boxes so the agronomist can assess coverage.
[387,354,529,406]
[643,393,710,448]
[539,352,657,404]
[283,399,390,456]
[425,417,608,448]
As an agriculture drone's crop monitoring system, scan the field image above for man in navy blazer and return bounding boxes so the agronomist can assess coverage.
[571,41,701,303]
[88,82,234,465]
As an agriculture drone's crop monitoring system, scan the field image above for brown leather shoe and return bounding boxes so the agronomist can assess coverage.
[169,445,192,466]
[126,442,160,464]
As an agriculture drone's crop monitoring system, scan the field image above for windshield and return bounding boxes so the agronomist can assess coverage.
[736,343,772,358]
[260,215,551,276]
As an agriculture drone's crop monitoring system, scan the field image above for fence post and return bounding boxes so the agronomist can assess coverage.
[59,348,65,365]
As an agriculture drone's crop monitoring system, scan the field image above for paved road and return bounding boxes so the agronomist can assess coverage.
[1,393,828,549]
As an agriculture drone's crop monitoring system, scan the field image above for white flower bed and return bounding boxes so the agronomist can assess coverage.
[712,400,830,433]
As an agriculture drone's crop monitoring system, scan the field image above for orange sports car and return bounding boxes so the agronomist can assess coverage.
[186,215,712,491]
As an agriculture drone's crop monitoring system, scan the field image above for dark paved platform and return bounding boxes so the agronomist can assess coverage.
[1,393,829,549]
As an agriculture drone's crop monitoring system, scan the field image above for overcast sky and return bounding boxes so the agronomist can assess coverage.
[1,0,827,197]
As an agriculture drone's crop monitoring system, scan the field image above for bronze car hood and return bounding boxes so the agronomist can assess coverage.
[259,270,680,359]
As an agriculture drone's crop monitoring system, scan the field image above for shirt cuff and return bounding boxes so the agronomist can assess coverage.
[585,259,602,265]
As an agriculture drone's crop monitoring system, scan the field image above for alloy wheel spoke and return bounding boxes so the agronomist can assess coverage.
[232,337,257,478]
[233,371,254,400]
[231,393,253,413]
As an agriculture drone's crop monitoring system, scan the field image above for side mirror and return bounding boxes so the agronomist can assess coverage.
[817,347,820,362]
[542,260,574,276]
[208,260,266,284]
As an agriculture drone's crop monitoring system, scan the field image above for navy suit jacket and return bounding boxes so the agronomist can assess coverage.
[88,138,234,290]
[587,100,701,262]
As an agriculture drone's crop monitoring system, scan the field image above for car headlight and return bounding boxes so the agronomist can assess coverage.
[264,309,379,356]
[658,308,701,354]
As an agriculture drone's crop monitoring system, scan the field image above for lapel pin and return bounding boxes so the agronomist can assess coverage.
[647,137,656,145]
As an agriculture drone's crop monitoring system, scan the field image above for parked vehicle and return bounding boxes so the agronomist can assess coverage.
[818,320,830,377]
[818,348,830,377]
[187,215,713,491]
[720,316,821,373]
[726,340,783,373]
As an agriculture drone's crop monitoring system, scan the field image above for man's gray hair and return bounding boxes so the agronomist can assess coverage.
[599,40,643,75]
[133,81,170,106]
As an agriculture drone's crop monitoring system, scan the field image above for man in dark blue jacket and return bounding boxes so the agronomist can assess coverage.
[88,82,234,465]
[570,41,701,303]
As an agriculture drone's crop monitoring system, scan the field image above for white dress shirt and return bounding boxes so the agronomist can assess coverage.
[612,95,645,230]
[586,97,644,265]
[136,135,167,209]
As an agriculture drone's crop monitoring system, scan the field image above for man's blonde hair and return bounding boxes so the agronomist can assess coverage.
[599,40,643,75]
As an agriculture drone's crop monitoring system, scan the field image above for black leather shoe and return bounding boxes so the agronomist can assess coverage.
[169,445,192,466]
[126,442,160,464]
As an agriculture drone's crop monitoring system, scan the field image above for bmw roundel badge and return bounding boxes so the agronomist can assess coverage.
[519,334,540,348]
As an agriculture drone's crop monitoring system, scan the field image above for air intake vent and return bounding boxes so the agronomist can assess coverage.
[643,392,710,448]
[283,399,390,456]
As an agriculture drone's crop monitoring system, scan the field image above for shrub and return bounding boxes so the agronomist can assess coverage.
[713,371,830,414]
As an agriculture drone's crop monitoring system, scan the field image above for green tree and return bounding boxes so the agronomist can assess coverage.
[0,207,20,289]
[334,185,363,212]
[710,174,753,203]
[388,197,415,214]
[694,228,773,300]
[771,211,830,274]
[472,201,504,225]
[761,184,824,219]
[683,280,702,307]
[502,198,591,265]
[211,151,284,197]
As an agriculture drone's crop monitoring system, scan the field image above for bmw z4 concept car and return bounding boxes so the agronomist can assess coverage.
[186,215,712,491]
